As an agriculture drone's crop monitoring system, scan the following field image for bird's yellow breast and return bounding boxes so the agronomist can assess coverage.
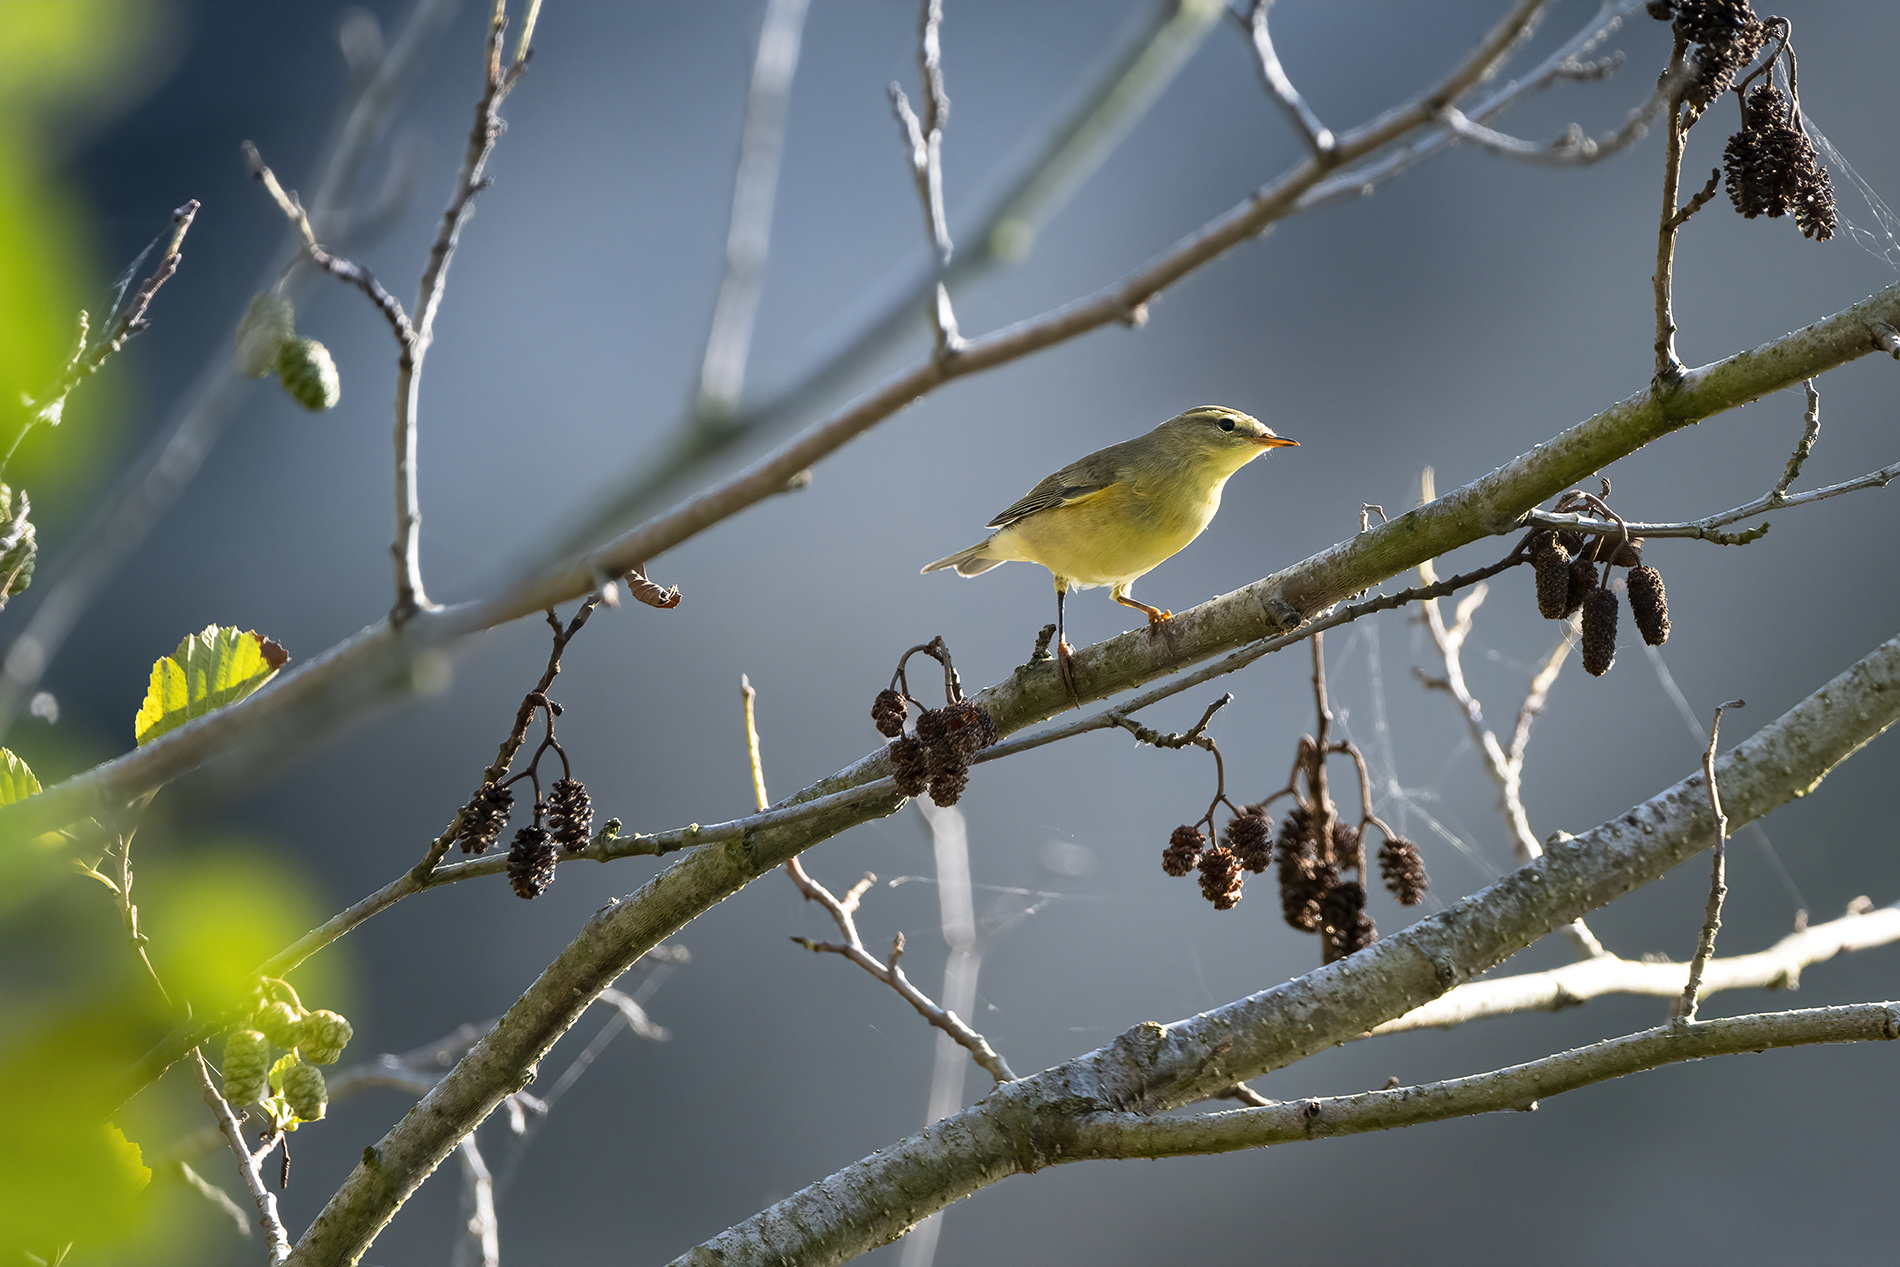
[991,477,1225,587]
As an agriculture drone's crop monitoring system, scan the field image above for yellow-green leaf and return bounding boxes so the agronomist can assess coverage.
[133,625,288,746]
[0,746,39,803]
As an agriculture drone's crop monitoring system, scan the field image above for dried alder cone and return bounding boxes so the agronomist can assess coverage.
[1628,565,1672,646]
[1320,881,1376,962]
[1722,83,1836,240]
[1378,837,1428,907]
[508,825,558,899]
[1581,583,1621,677]
[1654,0,1767,112]
[870,643,997,807]
[456,781,515,854]
[546,776,594,851]
[1224,807,1272,873]
[1162,824,1205,877]
[1528,492,1674,672]
[870,689,909,738]
[1530,530,1574,620]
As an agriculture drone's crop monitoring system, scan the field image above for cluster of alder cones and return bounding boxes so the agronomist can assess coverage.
[1528,528,1670,678]
[1162,797,1427,963]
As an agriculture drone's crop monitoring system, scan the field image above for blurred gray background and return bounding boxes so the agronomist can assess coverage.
[43,0,1900,1262]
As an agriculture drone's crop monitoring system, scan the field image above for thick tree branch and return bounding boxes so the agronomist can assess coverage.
[1058,1003,1900,1161]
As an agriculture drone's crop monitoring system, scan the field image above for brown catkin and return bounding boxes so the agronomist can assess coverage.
[1320,882,1376,960]
[546,777,594,851]
[1225,810,1273,873]
[456,781,514,854]
[507,826,558,898]
[1628,565,1671,645]
[889,736,930,797]
[1675,1,1765,112]
[1277,841,1336,932]
[927,760,970,807]
[1581,585,1620,676]
[1530,531,1574,619]
[1563,556,1597,618]
[1378,837,1429,906]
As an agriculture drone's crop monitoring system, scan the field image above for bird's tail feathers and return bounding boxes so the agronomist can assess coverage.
[921,540,1007,577]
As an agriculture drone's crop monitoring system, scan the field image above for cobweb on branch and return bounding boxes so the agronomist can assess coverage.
[1332,620,1502,890]
[1780,60,1900,272]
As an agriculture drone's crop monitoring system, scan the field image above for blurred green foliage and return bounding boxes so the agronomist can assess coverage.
[0,0,164,497]
[0,5,363,1260]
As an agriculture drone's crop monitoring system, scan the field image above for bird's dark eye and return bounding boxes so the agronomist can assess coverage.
[1219,418,1235,432]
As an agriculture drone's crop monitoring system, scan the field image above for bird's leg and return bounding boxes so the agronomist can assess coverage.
[1055,585,1080,708]
[1115,592,1174,632]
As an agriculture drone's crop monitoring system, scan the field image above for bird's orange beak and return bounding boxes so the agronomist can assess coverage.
[1257,435,1299,447]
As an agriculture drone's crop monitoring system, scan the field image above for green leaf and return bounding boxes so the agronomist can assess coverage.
[133,626,288,746]
[0,746,39,804]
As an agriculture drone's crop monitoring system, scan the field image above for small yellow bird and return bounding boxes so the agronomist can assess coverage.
[922,404,1297,695]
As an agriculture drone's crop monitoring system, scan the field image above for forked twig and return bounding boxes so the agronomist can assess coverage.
[1680,699,1745,1020]
[192,1048,290,1263]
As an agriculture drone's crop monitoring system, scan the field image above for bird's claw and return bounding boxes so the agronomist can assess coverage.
[1056,639,1081,709]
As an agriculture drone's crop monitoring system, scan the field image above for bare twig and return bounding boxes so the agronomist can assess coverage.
[1063,1003,1900,1160]
[787,858,1015,1084]
[244,144,416,343]
[1681,699,1744,1020]
[451,1136,499,1267]
[1374,897,1900,1034]
[111,829,170,1005]
[172,1159,254,1237]
[388,0,541,620]
[742,675,770,814]
[1652,30,1725,384]
[695,0,812,423]
[1245,1,1334,157]
[1777,379,1822,495]
[1417,474,1604,958]
[1525,383,1893,548]
[890,0,961,357]
[1437,60,1683,167]
[192,1048,291,1263]
[7,201,199,472]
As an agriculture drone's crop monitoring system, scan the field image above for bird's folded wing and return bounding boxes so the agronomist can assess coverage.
[986,477,1120,529]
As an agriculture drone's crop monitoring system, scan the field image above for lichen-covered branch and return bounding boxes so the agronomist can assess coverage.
[1058,1003,1898,1161]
